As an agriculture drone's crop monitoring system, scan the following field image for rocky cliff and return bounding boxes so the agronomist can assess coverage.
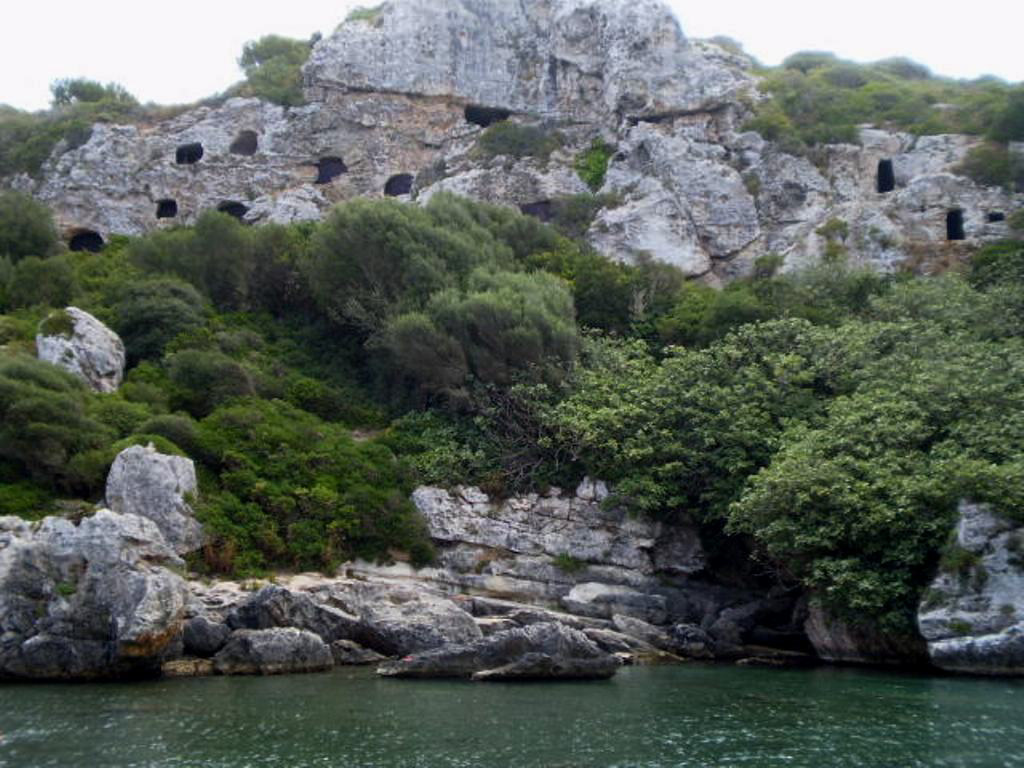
[9,0,1020,281]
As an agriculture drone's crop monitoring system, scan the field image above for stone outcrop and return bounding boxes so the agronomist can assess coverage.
[212,628,333,676]
[105,444,202,555]
[377,622,621,680]
[0,510,187,680]
[918,502,1024,675]
[354,483,811,662]
[35,307,125,393]
[804,602,927,667]
[15,0,1016,279]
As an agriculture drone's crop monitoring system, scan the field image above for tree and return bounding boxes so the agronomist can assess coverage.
[115,278,207,364]
[50,79,136,108]
[237,36,312,107]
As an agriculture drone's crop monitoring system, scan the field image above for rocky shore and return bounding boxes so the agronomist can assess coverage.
[4,438,1022,681]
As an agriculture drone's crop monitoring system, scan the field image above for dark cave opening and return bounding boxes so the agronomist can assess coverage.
[519,200,554,222]
[156,199,178,219]
[230,130,259,156]
[877,159,895,193]
[175,142,204,165]
[217,201,249,221]
[68,230,104,253]
[384,173,414,197]
[315,156,347,184]
[946,209,965,241]
[987,212,1006,223]
[464,105,512,128]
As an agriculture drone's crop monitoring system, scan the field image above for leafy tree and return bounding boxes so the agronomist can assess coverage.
[237,35,312,107]
[50,79,137,108]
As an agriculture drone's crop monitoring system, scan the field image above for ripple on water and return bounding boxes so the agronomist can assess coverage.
[0,665,1023,768]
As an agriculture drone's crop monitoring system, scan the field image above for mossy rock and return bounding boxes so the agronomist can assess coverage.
[38,308,75,339]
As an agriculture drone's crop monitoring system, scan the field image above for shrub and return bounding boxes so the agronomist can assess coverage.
[475,122,564,160]
[4,256,75,310]
[574,140,615,192]
[386,269,580,401]
[193,399,434,575]
[956,143,1014,188]
[346,5,383,23]
[166,349,256,417]
[0,192,58,263]
[115,278,207,364]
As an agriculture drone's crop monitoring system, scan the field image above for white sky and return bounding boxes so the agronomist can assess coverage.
[2,1,1021,112]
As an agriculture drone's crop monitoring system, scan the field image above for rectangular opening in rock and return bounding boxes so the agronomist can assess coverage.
[946,209,965,241]
[877,159,895,193]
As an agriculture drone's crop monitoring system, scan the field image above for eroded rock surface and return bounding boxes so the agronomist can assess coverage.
[377,622,621,680]
[918,502,1024,675]
[36,307,125,393]
[105,444,202,555]
[16,0,1016,278]
[213,628,333,676]
[0,510,187,680]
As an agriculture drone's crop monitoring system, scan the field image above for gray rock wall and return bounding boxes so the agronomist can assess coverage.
[918,502,1024,675]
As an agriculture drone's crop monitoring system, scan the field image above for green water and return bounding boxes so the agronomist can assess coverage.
[0,664,1021,767]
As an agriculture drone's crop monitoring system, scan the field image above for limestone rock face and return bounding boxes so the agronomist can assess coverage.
[213,628,333,676]
[36,307,125,393]
[918,502,1024,675]
[0,510,187,680]
[304,0,749,123]
[376,621,621,680]
[105,444,202,555]
[14,0,1021,280]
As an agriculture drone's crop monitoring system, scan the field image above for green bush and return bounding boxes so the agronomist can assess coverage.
[956,143,1015,188]
[386,269,579,401]
[4,256,75,310]
[194,399,433,575]
[115,277,207,364]
[574,140,615,192]
[475,122,564,160]
[0,192,58,263]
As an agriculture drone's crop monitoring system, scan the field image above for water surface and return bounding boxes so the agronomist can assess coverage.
[1,664,1021,767]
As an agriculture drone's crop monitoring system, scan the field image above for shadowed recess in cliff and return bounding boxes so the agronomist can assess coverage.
[175,143,204,165]
[465,105,512,128]
[68,230,104,252]
[217,201,249,221]
[384,174,414,197]
[519,200,554,222]
[946,209,965,240]
[987,212,1005,222]
[229,131,259,156]
[315,157,347,184]
[877,159,895,193]
[156,199,178,219]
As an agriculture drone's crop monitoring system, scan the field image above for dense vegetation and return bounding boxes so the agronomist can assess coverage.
[744,50,1024,187]
[2,184,1023,636]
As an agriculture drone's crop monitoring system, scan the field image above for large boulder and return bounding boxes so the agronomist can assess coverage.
[212,628,333,676]
[226,585,359,642]
[314,581,483,656]
[918,502,1024,675]
[377,622,621,681]
[35,307,125,393]
[105,444,202,555]
[0,510,187,680]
